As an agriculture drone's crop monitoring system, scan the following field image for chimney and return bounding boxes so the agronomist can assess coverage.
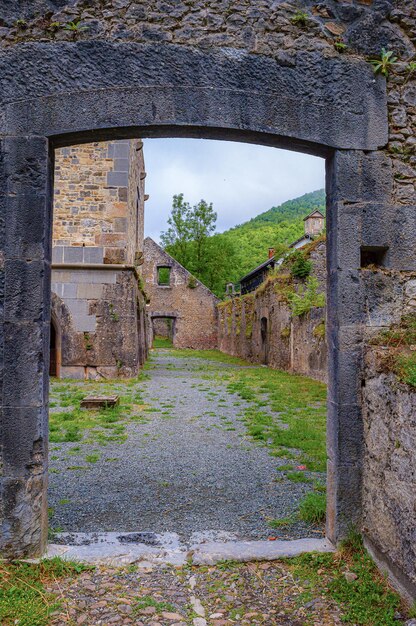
[268,248,275,259]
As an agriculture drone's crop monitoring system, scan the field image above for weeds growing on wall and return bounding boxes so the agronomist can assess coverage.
[288,277,325,316]
[371,314,416,388]
[289,249,312,279]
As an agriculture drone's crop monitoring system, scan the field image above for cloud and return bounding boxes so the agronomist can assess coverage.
[143,138,325,241]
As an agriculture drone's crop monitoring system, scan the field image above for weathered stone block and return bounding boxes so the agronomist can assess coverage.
[0,406,47,477]
[3,322,46,408]
[327,151,392,204]
[4,260,47,322]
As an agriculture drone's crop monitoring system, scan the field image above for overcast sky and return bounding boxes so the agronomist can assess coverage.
[143,138,325,241]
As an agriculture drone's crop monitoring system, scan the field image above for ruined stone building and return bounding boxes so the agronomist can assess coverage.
[51,140,149,379]
[219,236,327,382]
[142,238,219,349]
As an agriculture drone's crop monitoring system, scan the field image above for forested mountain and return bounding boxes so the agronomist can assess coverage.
[214,189,326,286]
[161,189,325,297]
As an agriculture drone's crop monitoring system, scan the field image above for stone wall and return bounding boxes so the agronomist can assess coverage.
[0,0,415,594]
[218,240,327,382]
[51,140,148,379]
[362,347,416,601]
[143,238,219,350]
[52,269,148,379]
[54,139,145,264]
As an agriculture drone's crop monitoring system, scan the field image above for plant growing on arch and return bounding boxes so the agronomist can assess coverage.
[370,48,398,77]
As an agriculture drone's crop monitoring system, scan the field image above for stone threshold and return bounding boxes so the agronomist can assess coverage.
[43,531,334,567]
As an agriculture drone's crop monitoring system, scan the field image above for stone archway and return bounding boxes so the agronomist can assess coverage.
[0,40,392,559]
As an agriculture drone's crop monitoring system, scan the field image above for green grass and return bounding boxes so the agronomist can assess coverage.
[48,380,142,445]
[153,335,173,348]
[85,453,100,463]
[227,367,327,471]
[133,595,176,614]
[165,348,250,366]
[394,353,416,387]
[288,535,406,625]
[0,558,90,626]
[298,491,326,523]
[286,471,312,483]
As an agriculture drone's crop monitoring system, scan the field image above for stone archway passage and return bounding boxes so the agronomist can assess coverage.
[0,40,392,559]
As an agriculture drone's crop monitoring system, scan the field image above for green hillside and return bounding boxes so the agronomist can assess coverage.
[161,189,326,297]
[216,189,325,285]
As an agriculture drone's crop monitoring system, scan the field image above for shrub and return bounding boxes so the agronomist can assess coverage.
[291,10,309,26]
[289,277,325,316]
[290,250,312,279]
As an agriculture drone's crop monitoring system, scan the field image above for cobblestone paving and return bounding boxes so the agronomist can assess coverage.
[49,351,324,539]
[48,561,343,626]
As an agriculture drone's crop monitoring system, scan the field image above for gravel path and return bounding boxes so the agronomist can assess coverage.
[49,351,324,540]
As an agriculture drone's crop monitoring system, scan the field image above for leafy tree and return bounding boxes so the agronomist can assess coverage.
[160,194,192,267]
[160,189,326,298]
[188,199,217,276]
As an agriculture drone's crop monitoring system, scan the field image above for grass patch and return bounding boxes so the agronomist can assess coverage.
[133,595,175,614]
[165,348,250,366]
[0,558,90,626]
[288,535,407,625]
[393,353,416,387]
[153,335,173,348]
[298,491,326,523]
[49,380,137,445]
[227,367,327,471]
[85,453,100,463]
[286,471,312,483]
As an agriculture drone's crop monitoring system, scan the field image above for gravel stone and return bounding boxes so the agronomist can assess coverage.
[49,352,325,540]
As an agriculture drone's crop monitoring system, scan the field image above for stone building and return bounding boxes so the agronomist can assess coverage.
[142,238,219,349]
[51,140,149,379]
[219,237,327,382]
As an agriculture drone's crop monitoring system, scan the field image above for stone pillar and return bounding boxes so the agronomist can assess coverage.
[325,149,392,543]
[0,136,53,557]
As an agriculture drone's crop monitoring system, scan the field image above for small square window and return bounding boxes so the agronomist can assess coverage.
[157,266,171,286]
[360,246,388,268]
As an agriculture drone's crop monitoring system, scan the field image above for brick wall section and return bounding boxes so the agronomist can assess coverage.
[54,139,145,264]
[218,241,327,383]
[142,237,219,350]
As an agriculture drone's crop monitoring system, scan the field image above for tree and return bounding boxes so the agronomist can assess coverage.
[160,194,192,267]
[188,199,217,276]
[196,234,237,296]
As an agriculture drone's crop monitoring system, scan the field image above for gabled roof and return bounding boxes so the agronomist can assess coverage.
[143,237,219,300]
[303,209,325,221]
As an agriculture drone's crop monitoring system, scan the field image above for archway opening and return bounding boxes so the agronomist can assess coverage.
[47,134,328,546]
[152,316,175,348]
